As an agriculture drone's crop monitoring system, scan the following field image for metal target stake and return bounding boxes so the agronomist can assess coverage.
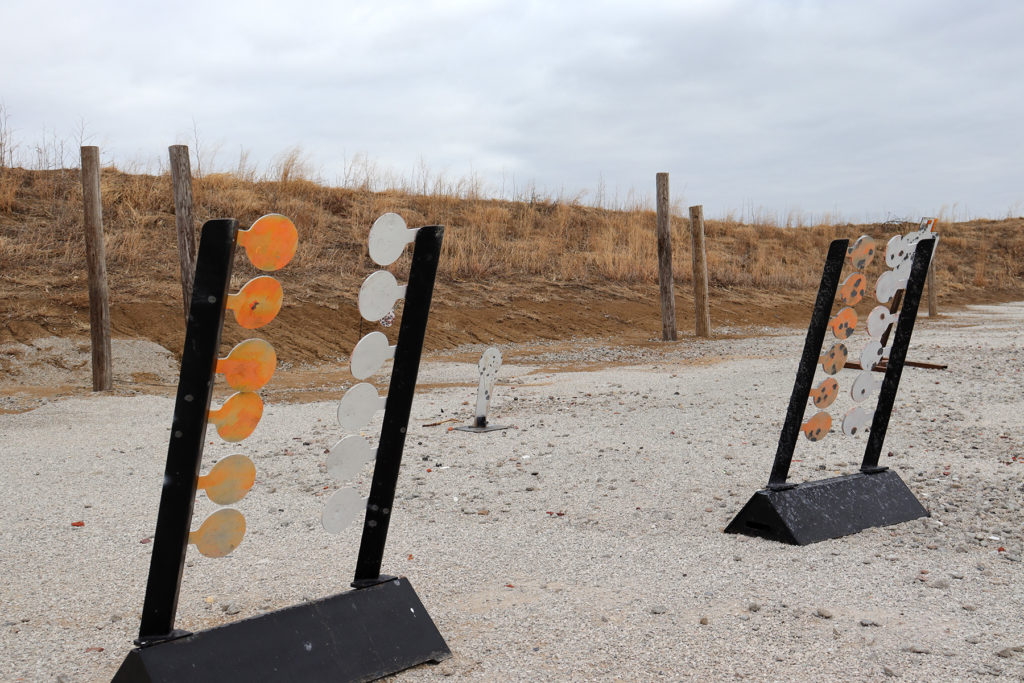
[455,347,509,432]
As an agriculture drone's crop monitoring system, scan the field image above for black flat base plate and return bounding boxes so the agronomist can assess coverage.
[724,470,929,545]
[113,578,450,683]
[453,423,509,433]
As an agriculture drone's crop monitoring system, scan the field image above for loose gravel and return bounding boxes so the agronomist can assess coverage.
[1,303,1023,681]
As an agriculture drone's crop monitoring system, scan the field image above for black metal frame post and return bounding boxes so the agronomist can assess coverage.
[861,237,935,472]
[354,225,444,585]
[137,219,238,645]
[767,239,848,489]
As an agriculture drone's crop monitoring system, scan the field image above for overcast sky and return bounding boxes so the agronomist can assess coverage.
[3,0,1022,221]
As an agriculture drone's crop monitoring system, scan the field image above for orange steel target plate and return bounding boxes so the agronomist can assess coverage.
[216,338,277,392]
[847,235,876,270]
[238,214,298,271]
[839,273,867,306]
[227,276,283,329]
[198,454,256,505]
[808,377,839,409]
[819,343,848,375]
[829,307,858,340]
[189,508,246,558]
[209,391,264,442]
[801,411,832,442]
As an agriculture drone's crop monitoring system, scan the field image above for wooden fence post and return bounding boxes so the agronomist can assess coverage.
[169,145,198,321]
[926,259,938,317]
[656,173,677,341]
[80,146,112,391]
[688,205,711,337]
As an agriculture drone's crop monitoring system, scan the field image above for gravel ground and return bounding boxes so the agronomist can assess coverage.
[1,303,1023,681]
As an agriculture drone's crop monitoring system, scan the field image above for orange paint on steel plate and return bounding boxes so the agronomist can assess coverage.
[227,276,283,329]
[208,392,264,442]
[818,343,848,375]
[839,272,867,306]
[189,508,246,558]
[809,377,839,409]
[216,339,277,392]
[800,411,832,442]
[829,307,858,340]
[238,214,298,272]
[197,454,256,505]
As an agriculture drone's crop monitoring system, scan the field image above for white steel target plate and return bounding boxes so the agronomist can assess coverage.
[350,331,395,380]
[358,270,407,322]
[368,213,418,266]
[867,305,897,339]
[842,405,874,436]
[851,370,883,402]
[327,435,376,482]
[322,487,364,534]
[859,340,889,369]
[337,382,387,432]
[475,347,502,419]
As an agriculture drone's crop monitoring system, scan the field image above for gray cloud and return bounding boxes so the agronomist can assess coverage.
[2,0,1021,219]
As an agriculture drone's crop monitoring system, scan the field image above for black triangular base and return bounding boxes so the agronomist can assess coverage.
[724,469,929,545]
[112,577,450,683]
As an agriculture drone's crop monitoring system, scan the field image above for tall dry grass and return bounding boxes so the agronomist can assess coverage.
[1,160,1023,307]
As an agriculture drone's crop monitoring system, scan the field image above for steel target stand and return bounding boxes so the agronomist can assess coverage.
[114,223,449,682]
[725,237,935,545]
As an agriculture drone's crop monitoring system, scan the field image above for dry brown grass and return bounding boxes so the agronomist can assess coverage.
[1,165,1023,314]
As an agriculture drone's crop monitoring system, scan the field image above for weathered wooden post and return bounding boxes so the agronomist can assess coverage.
[689,204,711,337]
[79,146,112,391]
[656,173,677,340]
[169,145,198,322]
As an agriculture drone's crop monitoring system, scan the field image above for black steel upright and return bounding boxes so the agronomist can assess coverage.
[137,219,238,644]
[861,237,936,471]
[767,239,848,489]
[354,225,444,584]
